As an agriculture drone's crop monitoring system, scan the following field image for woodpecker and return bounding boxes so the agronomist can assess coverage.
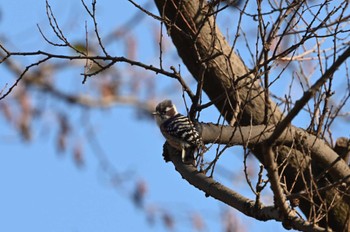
[153,99,206,163]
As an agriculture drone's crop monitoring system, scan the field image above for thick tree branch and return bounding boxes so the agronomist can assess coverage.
[200,123,350,183]
[154,0,283,125]
[166,145,328,231]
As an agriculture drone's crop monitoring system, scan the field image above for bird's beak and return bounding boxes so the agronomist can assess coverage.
[152,111,158,115]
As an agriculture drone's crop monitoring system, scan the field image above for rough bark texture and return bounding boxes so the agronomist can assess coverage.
[155,0,283,125]
[154,0,350,230]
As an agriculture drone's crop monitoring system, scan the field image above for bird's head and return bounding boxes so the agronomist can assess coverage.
[153,99,178,125]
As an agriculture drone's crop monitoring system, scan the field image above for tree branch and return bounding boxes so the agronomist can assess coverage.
[200,123,350,183]
[166,145,328,231]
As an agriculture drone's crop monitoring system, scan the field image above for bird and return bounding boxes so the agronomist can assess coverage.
[153,99,206,164]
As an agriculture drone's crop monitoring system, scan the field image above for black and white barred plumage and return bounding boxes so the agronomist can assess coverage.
[153,99,205,163]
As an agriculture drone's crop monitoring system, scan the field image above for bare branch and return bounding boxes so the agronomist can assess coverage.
[267,45,350,145]
[166,145,328,232]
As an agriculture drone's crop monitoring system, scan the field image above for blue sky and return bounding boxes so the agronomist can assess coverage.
[0,1,304,231]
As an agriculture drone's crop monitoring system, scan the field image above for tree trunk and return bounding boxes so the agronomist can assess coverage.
[154,0,350,230]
